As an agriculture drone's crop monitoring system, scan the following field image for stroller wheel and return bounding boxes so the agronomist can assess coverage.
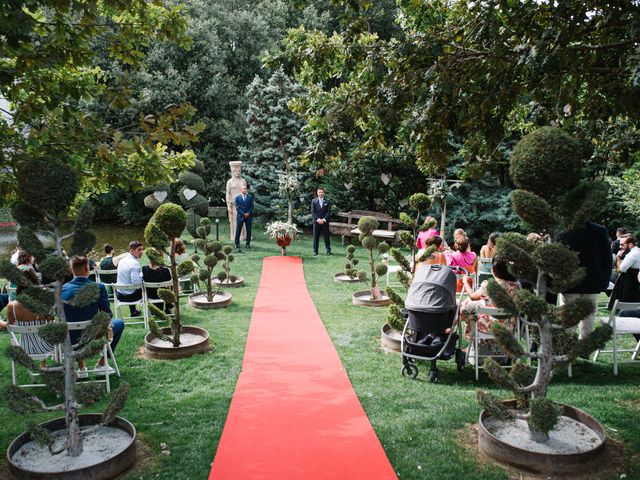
[401,363,419,379]
[429,369,438,384]
[455,349,465,371]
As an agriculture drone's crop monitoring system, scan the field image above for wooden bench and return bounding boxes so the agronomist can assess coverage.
[330,210,403,245]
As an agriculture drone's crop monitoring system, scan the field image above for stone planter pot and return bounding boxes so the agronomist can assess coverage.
[276,236,292,247]
[352,290,392,307]
[380,323,402,353]
[212,276,244,288]
[334,273,363,283]
[7,414,136,480]
[478,400,606,475]
[188,291,232,309]
[144,325,211,360]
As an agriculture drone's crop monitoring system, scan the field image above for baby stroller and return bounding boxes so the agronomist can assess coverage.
[401,264,465,383]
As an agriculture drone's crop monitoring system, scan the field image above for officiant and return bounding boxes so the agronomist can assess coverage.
[234,184,254,252]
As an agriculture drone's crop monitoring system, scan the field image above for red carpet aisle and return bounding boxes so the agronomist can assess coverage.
[209,256,397,480]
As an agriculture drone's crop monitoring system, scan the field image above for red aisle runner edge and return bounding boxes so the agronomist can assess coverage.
[209,256,397,480]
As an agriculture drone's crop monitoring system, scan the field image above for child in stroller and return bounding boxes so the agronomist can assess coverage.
[401,264,465,383]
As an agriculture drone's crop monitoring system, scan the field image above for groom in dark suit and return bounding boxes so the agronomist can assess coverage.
[234,184,254,252]
[311,187,331,256]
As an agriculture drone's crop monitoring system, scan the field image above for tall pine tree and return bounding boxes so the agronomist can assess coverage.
[242,68,313,224]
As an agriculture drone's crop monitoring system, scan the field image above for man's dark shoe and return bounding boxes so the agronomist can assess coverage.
[131,310,142,317]
[236,248,243,253]
[245,245,251,250]
[326,251,332,255]
[313,252,318,256]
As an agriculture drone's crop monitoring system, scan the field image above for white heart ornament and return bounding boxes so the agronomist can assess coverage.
[399,199,408,207]
[344,182,353,190]
[153,191,167,203]
[380,173,391,185]
[183,188,197,201]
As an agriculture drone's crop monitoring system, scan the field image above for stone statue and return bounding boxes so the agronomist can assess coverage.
[226,161,247,241]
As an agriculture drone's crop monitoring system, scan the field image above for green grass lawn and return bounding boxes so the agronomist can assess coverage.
[1,226,639,479]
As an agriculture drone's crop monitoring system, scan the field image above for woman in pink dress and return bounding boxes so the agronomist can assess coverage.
[415,216,439,250]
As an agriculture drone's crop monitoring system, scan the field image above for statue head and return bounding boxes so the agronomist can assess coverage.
[229,161,242,178]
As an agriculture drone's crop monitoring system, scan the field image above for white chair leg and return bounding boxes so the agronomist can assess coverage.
[108,343,121,377]
[613,317,618,376]
[593,348,600,362]
[11,360,17,386]
[632,340,640,361]
[475,325,479,381]
[567,364,572,378]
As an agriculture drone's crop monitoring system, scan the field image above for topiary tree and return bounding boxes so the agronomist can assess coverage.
[177,158,209,237]
[4,156,130,457]
[477,127,612,443]
[190,218,237,299]
[343,245,365,280]
[357,216,390,300]
[144,203,195,347]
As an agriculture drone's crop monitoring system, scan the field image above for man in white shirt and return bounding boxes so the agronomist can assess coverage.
[116,240,144,317]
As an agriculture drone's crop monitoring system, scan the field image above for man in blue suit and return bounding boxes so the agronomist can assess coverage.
[234,184,254,252]
[311,187,331,256]
[62,256,124,376]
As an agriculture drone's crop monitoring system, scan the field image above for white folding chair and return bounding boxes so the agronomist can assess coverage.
[112,284,146,328]
[476,257,493,285]
[381,253,403,287]
[67,320,120,393]
[96,269,118,300]
[8,323,59,388]
[143,280,175,323]
[467,306,515,381]
[594,300,640,375]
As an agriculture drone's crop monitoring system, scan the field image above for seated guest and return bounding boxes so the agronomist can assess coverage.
[460,256,519,340]
[480,232,499,259]
[611,227,628,256]
[116,240,144,317]
[445,238,477,272]
[417,235,447,268]
[1,270,54,366]
[99,243,118,284]
[608,234,640,310]
[9,251,36,300]
[143,254,173,313]
[453,228,472,252]
[415,217,439,250]
[62,256,124,374]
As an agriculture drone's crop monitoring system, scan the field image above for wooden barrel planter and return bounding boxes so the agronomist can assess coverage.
[188,291,232,309]
[380,323,402,353]
[144,325,211,360]
[7,414,136,480]
[478,400,606,475]
[334,273,363,283]
[212,276,244,288]
[352,290,392,307]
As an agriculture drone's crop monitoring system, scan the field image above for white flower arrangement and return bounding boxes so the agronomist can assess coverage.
[277,172,299,197]
[265,221,301,240]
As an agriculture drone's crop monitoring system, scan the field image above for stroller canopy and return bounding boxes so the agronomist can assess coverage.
[405,264,457,313]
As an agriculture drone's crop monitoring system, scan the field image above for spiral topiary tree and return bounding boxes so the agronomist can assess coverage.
[177,158,209,236]
[343,245,365,280]
[386,193,437,331]
[3,157,129,457]
[477,127,612,443]
[190,218,237,299]
[144,203,195,347]
[357,216,390,300]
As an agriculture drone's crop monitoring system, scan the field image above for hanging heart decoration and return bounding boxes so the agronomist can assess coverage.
[399,198,408,207]
[344,182,353,190]
[183,188,197,201]
[380,173,391,185]
[153,191,168,203]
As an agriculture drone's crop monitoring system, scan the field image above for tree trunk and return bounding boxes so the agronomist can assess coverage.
[440,199,447,242]
[369,249,379,300]
[287,194,293,225]
[52,226,82,456]
[207,266,213,302]
[531,270,552,400]
[170,238,181,348]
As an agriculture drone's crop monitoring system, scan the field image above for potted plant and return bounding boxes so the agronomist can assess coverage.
[383,193,437,351]
[266,220,301,256]
[3,157,135,479]
[193,218,243,288]
[476,127,612,474]
[352,216,392,306]
[334,245,365,283]
[188,227,234,308]
[143,203,212,359]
